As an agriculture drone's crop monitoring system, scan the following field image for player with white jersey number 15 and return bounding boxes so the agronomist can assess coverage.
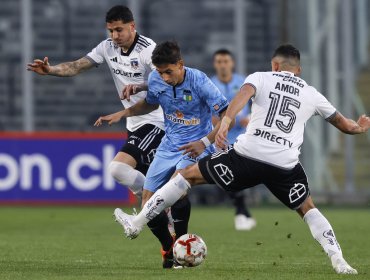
[116,44,370,275]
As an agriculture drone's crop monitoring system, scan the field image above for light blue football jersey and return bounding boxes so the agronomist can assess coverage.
[146,67,229,151]
[211,74,251,143]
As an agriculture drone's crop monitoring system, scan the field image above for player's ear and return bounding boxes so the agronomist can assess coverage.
[178,60,184,69]
[296,66,302,76]
[130,21,136,32]
[271,60,278,72]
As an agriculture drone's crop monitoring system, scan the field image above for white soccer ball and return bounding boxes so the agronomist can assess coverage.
[173,233,207,267]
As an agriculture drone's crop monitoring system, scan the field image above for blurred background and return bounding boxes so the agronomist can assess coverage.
[0,0,369,206]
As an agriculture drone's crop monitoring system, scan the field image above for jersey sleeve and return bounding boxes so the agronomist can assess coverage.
[145,71,160,105]
[86,41,106,65]
[142,42,157,72]
[313,89,337,120]
[199,74,229,115]
[242,72,262,96]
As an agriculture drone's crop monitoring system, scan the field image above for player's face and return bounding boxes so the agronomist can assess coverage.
[213,54,234,77]
[106,20,135,49]
[156,62,184,86]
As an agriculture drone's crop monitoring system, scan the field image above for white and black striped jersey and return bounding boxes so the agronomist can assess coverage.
[86,33,164,132]
[234,71,336,169]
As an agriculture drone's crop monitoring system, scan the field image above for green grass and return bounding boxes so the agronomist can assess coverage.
[0,207,368,280]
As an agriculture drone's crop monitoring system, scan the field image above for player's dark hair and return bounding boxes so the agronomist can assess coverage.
[105,5,134,23]
[272,44,300,60]
[152,41,182,66]
[213,49,234,59]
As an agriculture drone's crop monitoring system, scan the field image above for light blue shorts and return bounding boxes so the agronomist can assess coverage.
[143,144,214,192]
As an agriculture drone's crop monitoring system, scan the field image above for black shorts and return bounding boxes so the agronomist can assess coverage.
[198,147,310,210]
[120,124,164,175]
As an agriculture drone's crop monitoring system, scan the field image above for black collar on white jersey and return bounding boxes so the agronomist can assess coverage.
[121,32,139,56]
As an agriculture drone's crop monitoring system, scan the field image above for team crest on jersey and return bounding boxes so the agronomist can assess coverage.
[183,89,192,101]
[130,58,139,69]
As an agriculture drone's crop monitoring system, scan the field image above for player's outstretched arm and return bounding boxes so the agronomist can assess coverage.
[328,112,370,135]
[215,84,255,149]
[27,56,94,77]
[94,99,159,126]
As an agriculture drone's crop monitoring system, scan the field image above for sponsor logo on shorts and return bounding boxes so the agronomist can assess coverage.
[288,183,306,203]
[214,163,234,185]
[142,149,156,165]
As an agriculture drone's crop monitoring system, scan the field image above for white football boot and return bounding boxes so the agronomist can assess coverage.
[331,254,358,274]
[113,208,142,239]
[234,214,257,231]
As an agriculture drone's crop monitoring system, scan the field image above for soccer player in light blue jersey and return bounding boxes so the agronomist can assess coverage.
[95,41,231,268]
[211,49,256,231]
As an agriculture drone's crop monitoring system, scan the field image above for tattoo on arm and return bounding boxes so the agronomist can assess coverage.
[328,111,364,134]
[49,57,94,77]
[328,112,341,126]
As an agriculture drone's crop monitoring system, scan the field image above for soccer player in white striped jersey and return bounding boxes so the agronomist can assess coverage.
[27,5,163,197]
[116,44,370,274]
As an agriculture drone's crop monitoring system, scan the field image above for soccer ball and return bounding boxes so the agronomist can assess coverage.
[173,233,207,267]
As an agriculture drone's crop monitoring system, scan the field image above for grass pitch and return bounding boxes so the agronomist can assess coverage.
[0,206,368,280]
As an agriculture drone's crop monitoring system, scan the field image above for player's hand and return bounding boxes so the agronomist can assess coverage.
[94,111,125,127]
[179,141,206,158]
[215,120,229,150]
[121,84,147,101]
[357,114,370,132]
[27,57,50,75]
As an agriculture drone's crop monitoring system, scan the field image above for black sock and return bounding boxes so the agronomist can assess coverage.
[171,195,191,239]
[228,191,251,217]
[147,211,173,251]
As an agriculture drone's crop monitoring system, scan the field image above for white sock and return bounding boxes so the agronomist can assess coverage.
[304,208,342,258]
[133,174,191,228]
[108,161,145,196]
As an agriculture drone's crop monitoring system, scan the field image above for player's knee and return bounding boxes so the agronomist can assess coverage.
[108,161,135,185]
[179,166,194,184]
[180,164,204,186]
[108,161,123,181]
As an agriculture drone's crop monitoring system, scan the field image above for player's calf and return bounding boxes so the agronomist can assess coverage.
[301,199,357,274]
[171,195,191,238]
